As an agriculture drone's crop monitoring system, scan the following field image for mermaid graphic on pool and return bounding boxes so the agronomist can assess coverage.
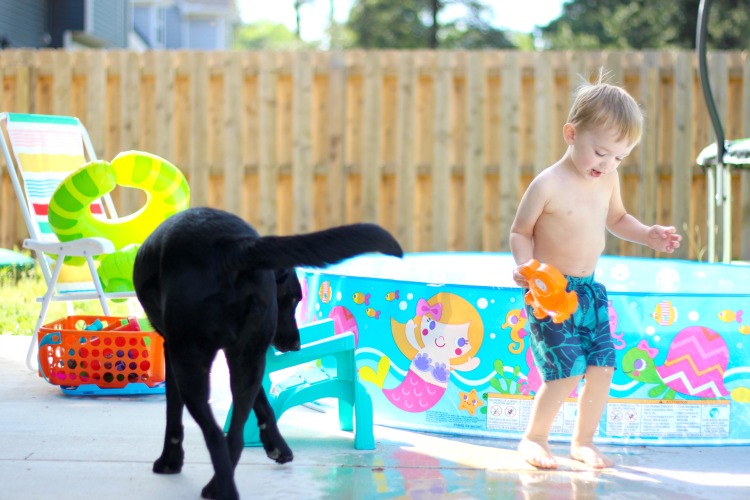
[360,292,483,413]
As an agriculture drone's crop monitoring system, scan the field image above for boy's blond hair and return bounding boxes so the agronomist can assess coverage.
[567,71,643,145]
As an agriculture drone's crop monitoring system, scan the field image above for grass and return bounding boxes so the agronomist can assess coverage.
[0,261,133,336]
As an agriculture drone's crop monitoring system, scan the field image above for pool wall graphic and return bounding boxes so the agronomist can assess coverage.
[296,253,750,445]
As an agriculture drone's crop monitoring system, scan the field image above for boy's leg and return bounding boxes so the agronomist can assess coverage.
[519,374,582,469]
[571,365,614,468]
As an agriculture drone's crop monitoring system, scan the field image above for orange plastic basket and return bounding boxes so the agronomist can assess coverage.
[38,315,165,391]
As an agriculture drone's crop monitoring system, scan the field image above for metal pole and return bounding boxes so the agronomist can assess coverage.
[707,166,716,262]
[723,163,732,262]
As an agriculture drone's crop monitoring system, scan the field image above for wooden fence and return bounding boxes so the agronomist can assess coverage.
[1,49,750,260]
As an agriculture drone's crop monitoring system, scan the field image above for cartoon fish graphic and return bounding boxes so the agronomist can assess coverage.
[718,309,743,323]
[385,290,399,301]
[739,325,750,335]
[365,308,381,319]
[651,301,677,326]
[352,292,370,305]
[318,281,332,304]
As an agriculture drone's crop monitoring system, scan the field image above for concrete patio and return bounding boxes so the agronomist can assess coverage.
[1,334,749,499]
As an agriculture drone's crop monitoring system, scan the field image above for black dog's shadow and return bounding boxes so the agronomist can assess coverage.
[133,207,403,500]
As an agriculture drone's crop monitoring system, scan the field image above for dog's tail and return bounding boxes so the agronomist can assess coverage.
[233,223,403,271]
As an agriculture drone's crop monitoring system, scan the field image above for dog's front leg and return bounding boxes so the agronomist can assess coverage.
[253,390,293,464]
[153,351,185,474]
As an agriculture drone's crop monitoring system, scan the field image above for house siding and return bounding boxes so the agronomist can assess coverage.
[1,0,235,50]
[186,17,217,49]
[133,6,154,47]
[0,0,47,48]
[90,0,128,47]
[164,5,181,49]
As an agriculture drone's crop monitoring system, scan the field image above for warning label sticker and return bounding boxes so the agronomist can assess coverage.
[604,399,730,438]
[486,394,582,435]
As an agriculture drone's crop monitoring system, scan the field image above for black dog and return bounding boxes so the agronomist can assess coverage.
[133,207,403,500]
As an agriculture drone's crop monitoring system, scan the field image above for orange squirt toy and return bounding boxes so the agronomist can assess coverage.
[518,259,579,324]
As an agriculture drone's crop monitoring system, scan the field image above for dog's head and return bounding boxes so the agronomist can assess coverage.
[273,268,302,352]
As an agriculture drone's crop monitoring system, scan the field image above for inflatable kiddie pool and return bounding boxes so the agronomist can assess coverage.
[296,253,750,445]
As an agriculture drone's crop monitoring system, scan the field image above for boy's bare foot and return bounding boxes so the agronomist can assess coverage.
[518,438,557,469]
[570,443,614,469]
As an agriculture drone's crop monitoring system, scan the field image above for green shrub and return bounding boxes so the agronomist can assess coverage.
[0,264,133,336]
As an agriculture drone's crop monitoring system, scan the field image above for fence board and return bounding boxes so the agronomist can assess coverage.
[16,50,32,112]
[672,51,693,260]
[85,50,106,158]
[153,51,173,163]
[710,52,730,259]
[465,51,484,251]
[122,51,141,215]
[0,49,748,261]
[187,51,209,207]
[361,51,382,224]
[293,51,313,233]
[638,51,660,257]
[415,51,431,250]
[499,51,521,251]
[325,51,347,228]
[53,50,71,117]
[395,51,417,252]
[432,51,451,251]
[223,52,243,215]
[258,51,278,235]
[0,52,4,109]
[534,51,554,175]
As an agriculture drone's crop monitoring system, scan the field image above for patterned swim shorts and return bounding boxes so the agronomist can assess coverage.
[524,274,616,382]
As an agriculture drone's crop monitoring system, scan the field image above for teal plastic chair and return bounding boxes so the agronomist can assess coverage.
[224,319,375,450]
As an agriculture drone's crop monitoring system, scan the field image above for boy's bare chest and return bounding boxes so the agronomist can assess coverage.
[548,190,609,218]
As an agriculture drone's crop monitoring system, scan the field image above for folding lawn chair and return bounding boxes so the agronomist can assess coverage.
[0,112,134,371]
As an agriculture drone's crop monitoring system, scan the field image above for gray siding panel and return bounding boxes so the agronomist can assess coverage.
[0,0,47,48]
[133,6,153,47]
[165,6,181,49]
[90,0,128,48]
[186,18,216,50]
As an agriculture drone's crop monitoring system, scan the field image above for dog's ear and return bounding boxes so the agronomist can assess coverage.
[274,268,290,283]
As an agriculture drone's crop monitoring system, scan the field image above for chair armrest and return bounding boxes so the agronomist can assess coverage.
[269,331,355,369]
[24,237,115,256]
[298,318,336,344]
[300,330,355,352]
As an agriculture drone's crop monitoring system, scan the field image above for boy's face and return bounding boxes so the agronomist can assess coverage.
[564,124,638,180]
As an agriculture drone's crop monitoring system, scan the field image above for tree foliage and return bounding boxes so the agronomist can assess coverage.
[233,21,317,50]
[541,0,750,50]
[346,0,514,49]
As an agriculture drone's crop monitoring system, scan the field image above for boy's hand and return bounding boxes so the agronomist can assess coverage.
[513,266,529,288]
[647,225,682,253]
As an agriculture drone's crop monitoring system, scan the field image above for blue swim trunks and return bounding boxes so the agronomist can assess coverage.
[524,274,616,382]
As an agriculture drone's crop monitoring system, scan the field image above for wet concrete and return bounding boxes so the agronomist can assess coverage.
[1,334,749,499]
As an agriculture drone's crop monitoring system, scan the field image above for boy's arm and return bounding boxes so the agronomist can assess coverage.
[607,175,682,253]
[510,177,547,286]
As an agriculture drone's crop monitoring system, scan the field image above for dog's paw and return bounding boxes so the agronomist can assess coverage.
[259,425,294,464]
[153,452,184,474]
[266,447,294,464]
[200,477,216,499]
[201,477,239,500]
